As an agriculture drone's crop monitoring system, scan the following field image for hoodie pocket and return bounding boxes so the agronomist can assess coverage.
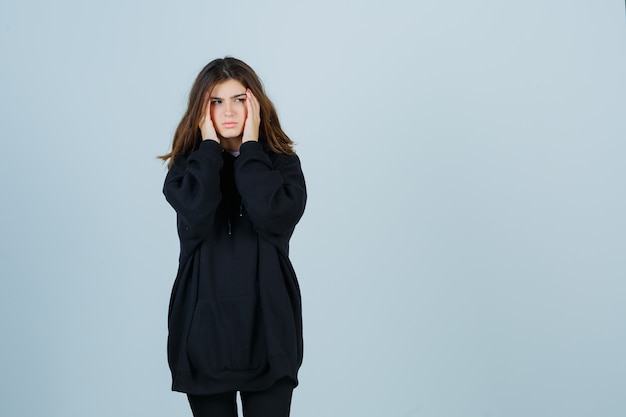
[186,295,264,372]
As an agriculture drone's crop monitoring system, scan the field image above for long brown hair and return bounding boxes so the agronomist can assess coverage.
[159,57,295,168]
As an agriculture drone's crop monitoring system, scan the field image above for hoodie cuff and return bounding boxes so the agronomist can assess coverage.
[198,139,223,153]
[239,141,264,154]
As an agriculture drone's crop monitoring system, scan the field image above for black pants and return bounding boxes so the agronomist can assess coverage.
[187,378,295,417]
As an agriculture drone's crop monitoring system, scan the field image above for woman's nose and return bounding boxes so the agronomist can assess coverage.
[224,102,234,116]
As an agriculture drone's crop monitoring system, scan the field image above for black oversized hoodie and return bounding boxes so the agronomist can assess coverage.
[163,139,306,395]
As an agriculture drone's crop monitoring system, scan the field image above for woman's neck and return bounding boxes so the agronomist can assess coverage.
[220,136,242,153]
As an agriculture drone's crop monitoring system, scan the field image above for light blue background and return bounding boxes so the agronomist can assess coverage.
[1,1,625,416]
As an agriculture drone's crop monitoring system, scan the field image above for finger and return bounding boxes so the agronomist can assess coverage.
[247,89,258,108]
[247,89,260,118]
[250,89,260,109]
[199,106,207,128]
[246,89,254,117]
[205,100,212,121]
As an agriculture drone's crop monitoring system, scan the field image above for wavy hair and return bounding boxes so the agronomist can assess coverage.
[159,57,294,168]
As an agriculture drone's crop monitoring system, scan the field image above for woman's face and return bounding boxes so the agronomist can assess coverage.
[208,79,248,139]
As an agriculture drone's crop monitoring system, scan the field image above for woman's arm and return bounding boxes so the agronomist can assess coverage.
[234,141,307,237]
[163,140,224,255]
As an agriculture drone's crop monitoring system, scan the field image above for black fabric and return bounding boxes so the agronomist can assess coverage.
[164,140,306,395]
[188,390,237,417]
[187,377,295,417]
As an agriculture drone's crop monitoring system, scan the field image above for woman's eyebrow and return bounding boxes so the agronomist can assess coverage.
[209,93,246,99]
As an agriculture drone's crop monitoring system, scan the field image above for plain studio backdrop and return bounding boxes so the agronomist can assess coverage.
[1,1,625,416]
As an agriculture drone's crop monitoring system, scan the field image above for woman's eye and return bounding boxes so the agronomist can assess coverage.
[210,99,222,105]
[235,97,246,103]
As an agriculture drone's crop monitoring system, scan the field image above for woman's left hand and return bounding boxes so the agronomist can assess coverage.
[242,89,260,143]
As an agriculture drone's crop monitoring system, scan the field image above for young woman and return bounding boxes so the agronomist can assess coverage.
[159,57,306,417]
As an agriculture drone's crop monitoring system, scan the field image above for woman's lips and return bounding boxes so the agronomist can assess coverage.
[223,122,237,128]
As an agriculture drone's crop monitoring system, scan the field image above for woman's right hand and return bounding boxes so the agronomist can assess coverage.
[199,101,219,143]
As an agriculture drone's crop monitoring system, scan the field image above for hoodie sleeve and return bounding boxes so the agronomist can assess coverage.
[234,141,307,237]
[163,140,224,255]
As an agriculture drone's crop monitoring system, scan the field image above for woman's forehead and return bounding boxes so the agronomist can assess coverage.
[210,79,246,97]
